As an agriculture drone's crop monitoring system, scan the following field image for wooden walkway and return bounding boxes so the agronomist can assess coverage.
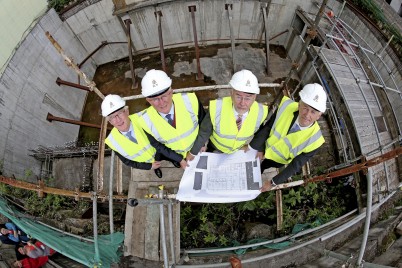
[124,162,182,263]
[314,46,399,196]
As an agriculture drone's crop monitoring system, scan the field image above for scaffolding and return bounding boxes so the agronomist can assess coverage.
[2,0,400,267]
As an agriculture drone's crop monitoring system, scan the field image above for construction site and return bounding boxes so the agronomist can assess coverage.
[0,0,402,267]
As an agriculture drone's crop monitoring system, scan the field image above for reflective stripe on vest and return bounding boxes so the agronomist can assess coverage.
[210,97,268,153]
[138,93,199,155]
[106,135,154,163]
[265,96,324,164]
[272,98,294,140]
[268,129,323,162]
[105,115,156,163]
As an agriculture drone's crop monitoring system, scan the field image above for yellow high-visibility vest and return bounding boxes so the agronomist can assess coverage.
[105,114,156,163]
[265,96,324,164]
[137,93,200,157]
[210,97,268,153]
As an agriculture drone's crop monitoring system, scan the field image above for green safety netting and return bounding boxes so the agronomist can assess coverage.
[0,196,124,268]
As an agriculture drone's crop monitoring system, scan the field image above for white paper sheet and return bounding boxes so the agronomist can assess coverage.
[176,149,262,203]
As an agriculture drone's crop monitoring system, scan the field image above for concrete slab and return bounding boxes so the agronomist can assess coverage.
[300,209,402,267]
[372,236,402,267]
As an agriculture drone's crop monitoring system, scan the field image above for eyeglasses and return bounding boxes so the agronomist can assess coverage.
[108,109,126,122]
[147,90,172,104]
[299,101,320,115]
[234,94,254,103]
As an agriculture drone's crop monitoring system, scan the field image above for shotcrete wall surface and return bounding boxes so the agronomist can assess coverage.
[0,9,94,178]
[1,0,400,180]
[64,0,128,65]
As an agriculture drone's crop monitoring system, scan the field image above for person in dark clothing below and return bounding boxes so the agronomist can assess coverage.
[247,83,327,192]
[101,94,186,178]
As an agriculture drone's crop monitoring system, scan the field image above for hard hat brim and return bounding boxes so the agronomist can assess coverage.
[145,87,170,98]
[299,96,326,113]
[105,106,125,117]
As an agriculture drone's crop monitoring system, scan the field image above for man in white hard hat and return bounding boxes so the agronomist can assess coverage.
[101,94,184,178]
[136,69,206,168]
[186,69,268,161]
[247,83,327,192]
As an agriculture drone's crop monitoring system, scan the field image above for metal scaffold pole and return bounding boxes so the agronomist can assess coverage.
[285,0,328,86]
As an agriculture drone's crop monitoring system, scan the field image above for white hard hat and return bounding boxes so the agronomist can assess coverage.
[229,69,260,94]
[101,94,126,117]
[299,83,327,113]
[141,69,172,97]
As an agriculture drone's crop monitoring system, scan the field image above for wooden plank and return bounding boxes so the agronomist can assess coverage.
[351,109,382,118]
[144,186,160,261]
[361,143,383,155]
[331,65,367,81]
[354,119,376,129]
[350,109,381,118]
[355,126,377,136]
[346,95,379,105]
[342,90,378,102]
[349,110,380,119]
[321,48,365,71]
[276,190,283,231]
[342,92,366,102]
[116,158,123,194]
[130,188,147,258]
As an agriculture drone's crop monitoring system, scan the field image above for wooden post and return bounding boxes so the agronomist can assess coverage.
[276,189,283,231]
[37,179,44,198]
[117,157,123,195]
[45,32,105,100]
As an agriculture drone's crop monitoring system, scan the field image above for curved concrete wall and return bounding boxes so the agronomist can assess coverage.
[0,9,94,178]
[1,0,400,179]
[67,0,320,55]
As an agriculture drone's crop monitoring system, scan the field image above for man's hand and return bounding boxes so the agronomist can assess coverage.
[260,180,276,192]
[200,145,207,153]
[151,161,161,169]
[256,152,265,161]
[242,145,264,161]
[241,144,250,152]
[179,159,187,170]
[186,152,195,162]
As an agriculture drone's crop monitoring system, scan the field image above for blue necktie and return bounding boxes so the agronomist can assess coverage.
[126,131,137,143]
[165,114,174,126]
[289,123,300,134]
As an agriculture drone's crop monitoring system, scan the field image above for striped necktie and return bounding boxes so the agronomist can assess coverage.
[236,115,242,130]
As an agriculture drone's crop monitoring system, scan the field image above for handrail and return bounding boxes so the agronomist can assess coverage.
[123,83,283,101]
